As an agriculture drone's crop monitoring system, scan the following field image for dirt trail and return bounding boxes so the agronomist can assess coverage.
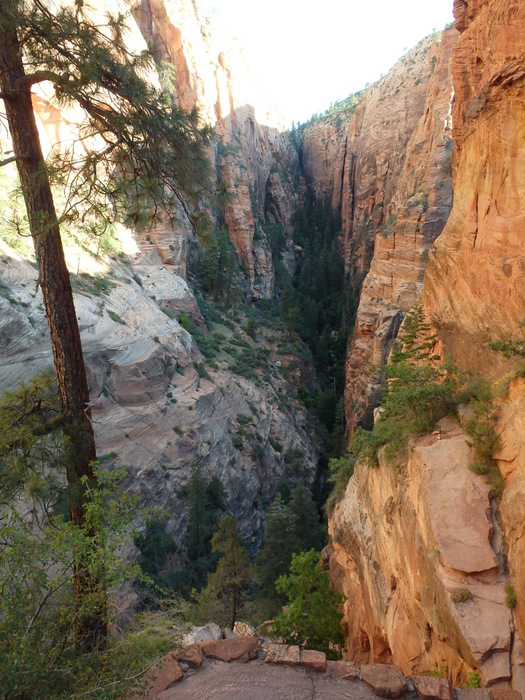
[158,658,407,699]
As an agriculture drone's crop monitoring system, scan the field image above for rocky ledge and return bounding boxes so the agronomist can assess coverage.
[129,627,523,700]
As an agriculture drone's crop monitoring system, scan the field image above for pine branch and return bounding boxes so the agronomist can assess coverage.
[0,154,29,167]
[24,69,62,86]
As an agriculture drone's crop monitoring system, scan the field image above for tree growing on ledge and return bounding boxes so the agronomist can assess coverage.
[0,0,210,648]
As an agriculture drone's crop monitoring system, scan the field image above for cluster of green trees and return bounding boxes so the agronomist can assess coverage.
[0,376,150,697]
[281,195,361,457]
[199,225,243,306]
[135,464,329,625]
[186,484,342,655]
[135,461,225,605]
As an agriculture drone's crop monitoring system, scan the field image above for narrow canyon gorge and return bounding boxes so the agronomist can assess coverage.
[0,0,523,694]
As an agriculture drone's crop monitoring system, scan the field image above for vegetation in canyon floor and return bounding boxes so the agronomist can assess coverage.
[273,550,345,660]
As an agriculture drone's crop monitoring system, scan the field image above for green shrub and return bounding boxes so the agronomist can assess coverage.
[107,309,125,324]
[465,380,504,497]
[452,588,473,604]
[71,273,117,297]
[196,362,211,380]
[505,584,517,609]
[327,453,356,509]
[430,663,448,679]
[251,444,265,461]
[246,317,257,339]
[467,670,481,688]
[236,413,252,426]
[269,436,282,452]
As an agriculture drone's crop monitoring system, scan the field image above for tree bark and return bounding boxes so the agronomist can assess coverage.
[0,21,106,648]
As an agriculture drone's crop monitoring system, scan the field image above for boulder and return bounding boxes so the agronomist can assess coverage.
[480,653,512,686]
[182,623,222,646]
[360,664,408,698]
[489,690,523,700]
[173,643,203,669]
[233,621,255,637]
[326,660,358,680]
[265,643,301,667]
[409,675,454,700]
[455,690,491,700]
[302,649,327,672]
[131,655,183,699]
[223,627,239,639]
[200,636,258,663]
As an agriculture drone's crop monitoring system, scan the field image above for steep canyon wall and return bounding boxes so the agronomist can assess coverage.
[300,29,457,433]
[424,0,525,671]
[134,0,302,297]
[329,0,525,691]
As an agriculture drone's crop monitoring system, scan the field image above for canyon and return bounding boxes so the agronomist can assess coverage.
[0,0,523,694]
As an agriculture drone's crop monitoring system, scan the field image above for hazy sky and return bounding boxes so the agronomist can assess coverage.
[209,0,455,126]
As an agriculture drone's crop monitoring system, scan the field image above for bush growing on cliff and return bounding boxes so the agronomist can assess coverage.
[255,486,326,617]
[336,302,476,470]
[487,320,525,380]
[464,381,504,497]
[349,358,468,468]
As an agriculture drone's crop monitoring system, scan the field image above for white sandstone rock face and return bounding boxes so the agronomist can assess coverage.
[0,241,317,550]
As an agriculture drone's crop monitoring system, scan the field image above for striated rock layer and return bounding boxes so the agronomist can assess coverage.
[0,239,317,549]
[329,420,514,687]
[300,29,458,433]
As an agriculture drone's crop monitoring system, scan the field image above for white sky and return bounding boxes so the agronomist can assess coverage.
[209,0,455,126]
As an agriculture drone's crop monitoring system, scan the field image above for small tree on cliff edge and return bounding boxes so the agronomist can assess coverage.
[0,0,211,648]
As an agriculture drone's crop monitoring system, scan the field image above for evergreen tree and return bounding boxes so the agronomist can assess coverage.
[390,299,439,366]
[0,378,147,696]
[256,495,298,605]
[0,1,210,647]
[194,516,252,630]
[273,550,345,659]
[134,518,177,607]
[289,483,325,553]
[201,231,220,295]
[182,462,224,594]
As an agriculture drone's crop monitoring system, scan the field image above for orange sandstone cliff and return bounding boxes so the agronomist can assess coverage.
[423,0,525,678]
[329,0,525,691]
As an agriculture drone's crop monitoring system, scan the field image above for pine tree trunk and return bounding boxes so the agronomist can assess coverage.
[0,22,107,648]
